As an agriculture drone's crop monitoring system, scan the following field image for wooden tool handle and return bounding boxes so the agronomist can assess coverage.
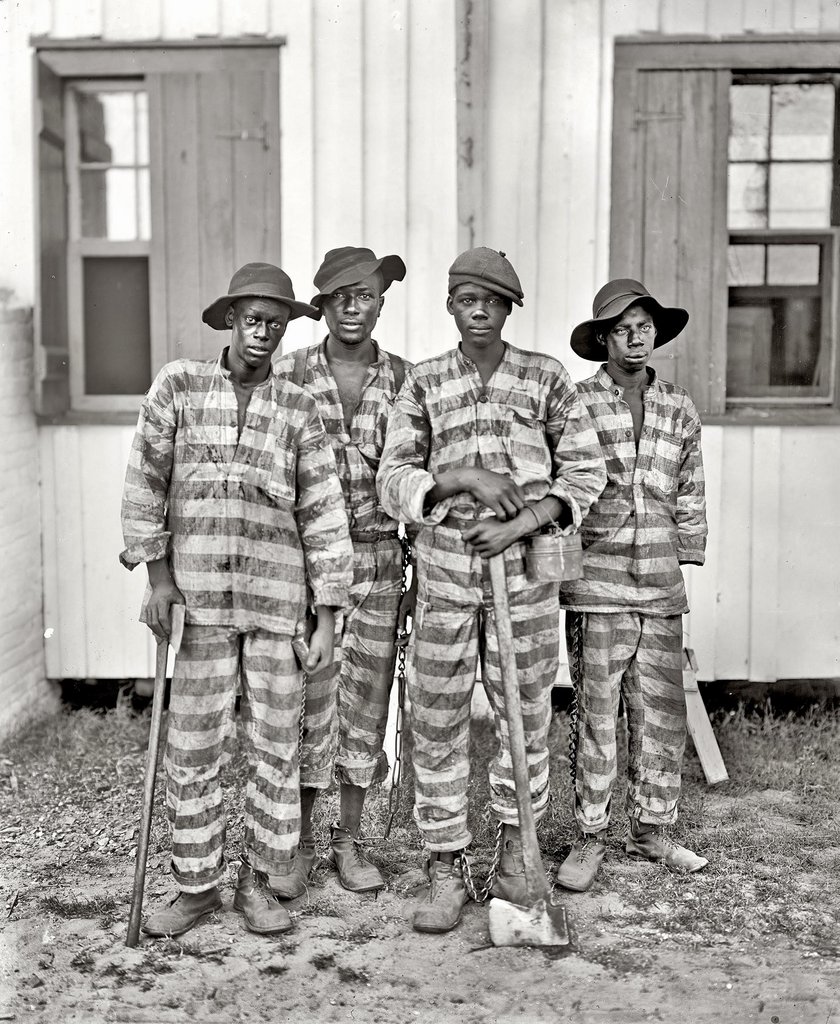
[488,553,549,904]
[126,637,169,947]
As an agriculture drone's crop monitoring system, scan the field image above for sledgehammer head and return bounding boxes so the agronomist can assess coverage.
[488,896,572,949]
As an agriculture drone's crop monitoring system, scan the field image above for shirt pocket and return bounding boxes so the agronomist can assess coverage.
[503,405,551,477]
[265,435,297,506]
[646,435,682,500]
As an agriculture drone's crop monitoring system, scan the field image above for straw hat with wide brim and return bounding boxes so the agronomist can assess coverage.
[570,278,689,361]
[202,263,319,330]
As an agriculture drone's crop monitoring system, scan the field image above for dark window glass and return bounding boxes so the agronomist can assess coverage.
[83,257,151,395]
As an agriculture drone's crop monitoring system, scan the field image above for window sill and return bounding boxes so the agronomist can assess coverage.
[37,409,140,427]
[704,406,840,427]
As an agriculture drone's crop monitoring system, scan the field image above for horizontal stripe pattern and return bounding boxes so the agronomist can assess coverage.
[560,367,707,615]
[275,340,412,538]
[120,352,353,633]
[566,611,686,831]
[377,343,606,529]
[164,625,304,892]
[410,525,558,850]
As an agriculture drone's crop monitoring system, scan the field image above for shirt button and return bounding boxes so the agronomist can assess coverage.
[625,429,632,438]
[629,509,635,517]
[613,389,620,397]
[479,394,489,403]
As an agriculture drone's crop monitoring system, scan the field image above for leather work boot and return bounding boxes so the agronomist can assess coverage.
[232,863,293,934]
[329,824,386,893]
[412,853,470,934]
[626,822,708,873]
[141,887,222,938]
[489,826,529,906]
[555,833,608,892]
[268,840,319,899]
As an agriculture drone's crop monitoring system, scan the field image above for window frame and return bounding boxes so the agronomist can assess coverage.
[613,35,840,425]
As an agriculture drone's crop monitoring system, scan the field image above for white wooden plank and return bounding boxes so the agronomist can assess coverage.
[793,0,822,30]
[634,0,661,31]
[102,0,162,40]
[38,431,62,678]
[776,429,840,678]
[49,427,89,676]
[274,0,319,355]
[747,427,781,682]
[362,0,410,358]
[483,0,542,352]
[30,0,53,37]
[704,0,746,34]
[713,427,753,679]
[742,0,776,30]
[52,0,102,38]
[162,0,221,38]
[405,0,458,363]
[820,0,840,30]
[682,424,723,680]
[772,0,795,30]
[221,0,270,37]
[684,651,729,785]
[312,0,364,257]
[661,0,706,34]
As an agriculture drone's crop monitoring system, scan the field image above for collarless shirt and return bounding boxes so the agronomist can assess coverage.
[376,342,606,529]
[120,350,352,634]
[275,339,411,538]
[559,365,707,615]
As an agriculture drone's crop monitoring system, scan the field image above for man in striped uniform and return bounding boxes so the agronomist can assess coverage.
[273,246,412,896]
[377,248,606,933]
[556,278,708,893]
[120,263,353,937]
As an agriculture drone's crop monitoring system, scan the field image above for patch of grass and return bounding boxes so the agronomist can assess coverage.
[258,963,288,976]
[40,894,118,921]
[69,950,95,973]
[336,964,370,984]
[310,952,335,970]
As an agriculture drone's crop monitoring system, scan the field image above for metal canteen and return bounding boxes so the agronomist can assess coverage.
[525,531,583,583]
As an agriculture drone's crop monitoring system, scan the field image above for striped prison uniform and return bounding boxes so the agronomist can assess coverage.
[377,343,607,850]
[560,365,707,832]
[275,340,411,789]
[121,352,352,891]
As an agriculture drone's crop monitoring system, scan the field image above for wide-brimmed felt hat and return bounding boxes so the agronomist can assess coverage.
[310,247,406,308]
[448,247,524,306]
[570,278,689,360]
[202,263,319,330]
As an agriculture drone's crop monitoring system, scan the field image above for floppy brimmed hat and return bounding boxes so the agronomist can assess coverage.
[202,262,319,330]
[448,247,524,306]
[310,246,406,307]
[570,278,689,360]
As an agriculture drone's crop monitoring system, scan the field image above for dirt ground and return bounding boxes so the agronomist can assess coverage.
[2,698,839,1024]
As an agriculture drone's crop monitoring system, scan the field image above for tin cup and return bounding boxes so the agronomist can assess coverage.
[525,531,583,583]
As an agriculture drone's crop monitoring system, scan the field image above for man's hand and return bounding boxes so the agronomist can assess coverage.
[462,516,528,558]
[464,468,525,520]
[396,572,417,647]
[305,606,336,673]
[145,580,186,641]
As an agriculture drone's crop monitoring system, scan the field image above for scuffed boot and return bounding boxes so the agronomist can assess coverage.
[142,887,222,938]
[489,826,529,906]
[412,853,470,934]
[329,824,385,893]
[268,840,319,899]
[626,821,708,873]
[233,862,293,934]
[555,833,608,892]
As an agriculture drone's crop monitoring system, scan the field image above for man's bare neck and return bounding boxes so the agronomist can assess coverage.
[607,360,649,394]
[326,335,377,365]
[224,348,271,387]
[462,338,504,384]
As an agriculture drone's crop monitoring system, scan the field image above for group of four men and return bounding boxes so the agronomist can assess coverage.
[120,244,707,940]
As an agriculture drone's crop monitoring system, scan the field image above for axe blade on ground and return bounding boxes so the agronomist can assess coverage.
[488,896,572,949]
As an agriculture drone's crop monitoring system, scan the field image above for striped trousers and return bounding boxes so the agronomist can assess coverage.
[164,625,302,893]
[300,538,402,790]
[411,525,558,852]
[566,611,686,832]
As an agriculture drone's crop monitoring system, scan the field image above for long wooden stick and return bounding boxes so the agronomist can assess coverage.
[488,554,549,904]
[126,637,169,947]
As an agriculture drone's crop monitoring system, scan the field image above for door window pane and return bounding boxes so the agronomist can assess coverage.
[730,85,770,161]
[728,163,768,228]
[771,83,834,161]
[727,244,765,286]
[83,257,151,395]
[768,163,832,228]
[766,244,821,286]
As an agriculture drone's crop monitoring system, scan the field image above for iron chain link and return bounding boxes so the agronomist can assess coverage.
[460,819,504,904]
[567,611,584,788]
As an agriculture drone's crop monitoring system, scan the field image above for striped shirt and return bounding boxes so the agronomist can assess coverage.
[120,352,353,635]
[559,365,707,615]
[274,340,410,539]
[376,343,607,528]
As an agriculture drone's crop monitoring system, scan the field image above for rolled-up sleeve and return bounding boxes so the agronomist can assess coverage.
[377,373,447,526]
[545,372,607,529]
[120,367,178,569]
[676,400,707,565]
[295,404,354,608]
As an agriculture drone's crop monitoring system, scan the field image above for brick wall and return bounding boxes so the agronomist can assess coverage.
[0,306,56,741]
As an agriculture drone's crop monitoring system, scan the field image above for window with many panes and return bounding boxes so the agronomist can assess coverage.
[610,39,840,421]
[35,42,283,419]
